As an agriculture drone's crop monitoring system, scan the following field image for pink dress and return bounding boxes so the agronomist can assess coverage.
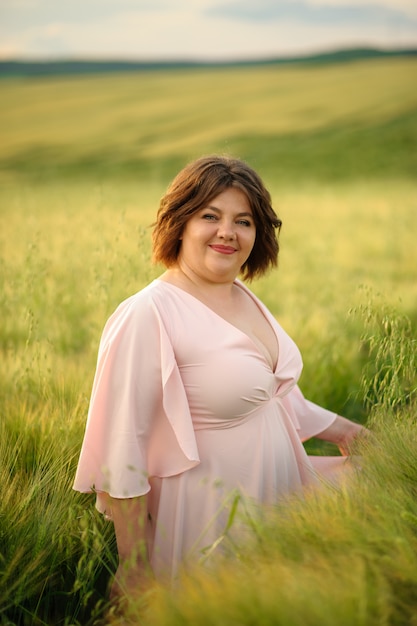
[73,279,347,580]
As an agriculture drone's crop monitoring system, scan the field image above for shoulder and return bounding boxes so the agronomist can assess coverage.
[110,279,170,318]
[100,280,170,344]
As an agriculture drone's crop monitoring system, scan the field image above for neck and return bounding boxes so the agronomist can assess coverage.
[164,264,238,302]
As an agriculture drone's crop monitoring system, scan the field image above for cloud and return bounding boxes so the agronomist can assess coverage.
[305,0,417,19]
[0,0,172,29]
[206,0,417,26]
[0,0,416,60]
[206,0,417,20]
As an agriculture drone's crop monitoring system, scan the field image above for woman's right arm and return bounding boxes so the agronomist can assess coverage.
[109,495,152,600]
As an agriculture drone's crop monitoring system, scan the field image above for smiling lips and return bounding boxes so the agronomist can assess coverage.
[209,244,237,255]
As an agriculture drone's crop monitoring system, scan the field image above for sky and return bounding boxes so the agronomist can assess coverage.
[1,0,416,62]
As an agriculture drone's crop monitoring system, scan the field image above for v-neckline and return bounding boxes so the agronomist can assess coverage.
[156,279,279,373]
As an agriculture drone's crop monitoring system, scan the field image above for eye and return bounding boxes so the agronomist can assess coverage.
[202,213,218,221]
[237,219,253,227]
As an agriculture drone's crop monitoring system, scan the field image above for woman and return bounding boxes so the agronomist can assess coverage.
[73,155,366,596]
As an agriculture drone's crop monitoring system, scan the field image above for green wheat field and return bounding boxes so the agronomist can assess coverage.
[1,56,417,625]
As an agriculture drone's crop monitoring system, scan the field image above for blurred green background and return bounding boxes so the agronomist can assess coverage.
[1,56,416,183]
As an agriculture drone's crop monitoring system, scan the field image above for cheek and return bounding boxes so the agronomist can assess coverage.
[246,231,257,250]
[243,235,257,261]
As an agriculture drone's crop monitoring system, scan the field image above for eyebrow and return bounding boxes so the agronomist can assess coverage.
[204,205,253,218]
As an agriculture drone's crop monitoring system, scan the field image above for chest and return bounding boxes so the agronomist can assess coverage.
[218,300,278,371]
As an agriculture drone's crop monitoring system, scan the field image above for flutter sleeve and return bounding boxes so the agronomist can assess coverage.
[280,384,338,442]
[72,289,200,508]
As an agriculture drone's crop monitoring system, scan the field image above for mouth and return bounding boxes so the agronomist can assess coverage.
[209,244,237,255]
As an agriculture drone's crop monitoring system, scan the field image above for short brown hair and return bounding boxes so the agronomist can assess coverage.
[152,155,282,281]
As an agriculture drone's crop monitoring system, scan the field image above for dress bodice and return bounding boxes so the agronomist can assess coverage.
[158,281,303,429]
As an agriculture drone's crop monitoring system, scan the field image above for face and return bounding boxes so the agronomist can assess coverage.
[177,187,256,284]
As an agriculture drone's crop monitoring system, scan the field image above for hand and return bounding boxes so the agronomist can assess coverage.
[317,415,369,456]
[109,495,152,603]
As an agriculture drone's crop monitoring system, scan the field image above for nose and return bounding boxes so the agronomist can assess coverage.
[217,220,236,240]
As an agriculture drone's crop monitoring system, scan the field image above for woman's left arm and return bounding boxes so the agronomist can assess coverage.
[315,415,369,456]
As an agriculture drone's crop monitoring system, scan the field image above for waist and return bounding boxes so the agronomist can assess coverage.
[192,395,283,431]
